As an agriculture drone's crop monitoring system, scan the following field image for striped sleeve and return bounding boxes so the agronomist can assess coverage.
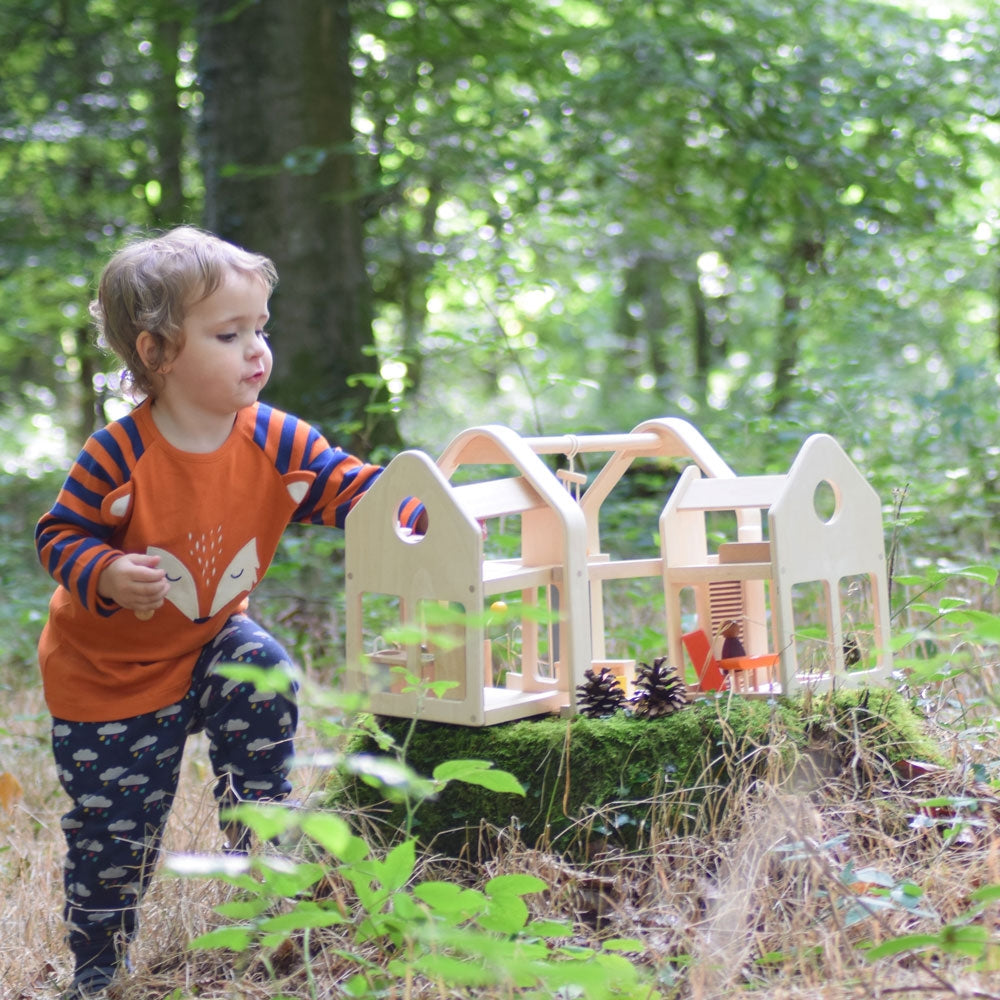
[254,405,422,530]
[34,418,141,614]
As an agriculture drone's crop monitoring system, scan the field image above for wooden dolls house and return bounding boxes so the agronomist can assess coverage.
[344,421,892,725]
[344,418,743,725]
[662,433,892,694]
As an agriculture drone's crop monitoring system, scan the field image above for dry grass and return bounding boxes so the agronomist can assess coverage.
[3,663,1000,1000]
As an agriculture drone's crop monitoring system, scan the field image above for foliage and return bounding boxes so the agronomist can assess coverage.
[1,0,196,459]
[167,703,657,1000]
[2,0,999,571]
[0,471,63,677]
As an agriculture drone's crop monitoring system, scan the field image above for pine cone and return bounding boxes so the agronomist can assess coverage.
[630,656,688,718]
[576,665,627,718]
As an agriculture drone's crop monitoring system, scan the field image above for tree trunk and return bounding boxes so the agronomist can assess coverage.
[618,253,671,389]
[396,179,442,398]
[196,0,398,453]
[770,238,822,415]
[688,277,710,405]
[770,287,800,416]
[148,14,186,227]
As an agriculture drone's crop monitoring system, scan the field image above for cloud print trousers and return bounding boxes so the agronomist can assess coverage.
[50,614,298,973]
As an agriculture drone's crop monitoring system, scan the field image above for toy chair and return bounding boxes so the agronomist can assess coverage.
[681,629,779,693]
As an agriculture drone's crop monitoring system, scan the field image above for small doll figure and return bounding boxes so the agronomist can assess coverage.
[720,619,746,659]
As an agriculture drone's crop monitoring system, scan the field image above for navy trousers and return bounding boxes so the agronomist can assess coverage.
[51,615,298,972]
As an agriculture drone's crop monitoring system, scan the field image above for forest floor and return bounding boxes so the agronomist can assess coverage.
[3,658,1000,1000]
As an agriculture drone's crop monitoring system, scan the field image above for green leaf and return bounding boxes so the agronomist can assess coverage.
[214,898,271,920]
[254,858,327,898]
[939,923,990,955]
[220,802,297,844]
[381,838,417,891]
[958,610,1000,643]
[970,884,1000,904]
[391,891,424,921]
[413,953,500,987]
[602,937,644,952]
[524,918,573,937]
[413,881,487,917]
[484,873,547,896]
[299,812,353,857]
[188,926,253,952]
[338,834,372,865]
[425,679,461,698]
[432,759,525,795]
[347,753,436,800]
[213,662,295,693]
[479,892,529,933]
[257,902,349,933]
[954,564,999,586]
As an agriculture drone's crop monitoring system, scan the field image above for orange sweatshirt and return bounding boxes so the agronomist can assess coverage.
[36,400,416,722]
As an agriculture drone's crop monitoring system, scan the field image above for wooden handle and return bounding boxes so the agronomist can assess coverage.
[135,609,154,621]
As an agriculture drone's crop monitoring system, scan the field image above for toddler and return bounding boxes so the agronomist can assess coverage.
[35,226,420,998]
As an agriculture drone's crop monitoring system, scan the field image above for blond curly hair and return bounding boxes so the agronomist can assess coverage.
[90,226,278,398]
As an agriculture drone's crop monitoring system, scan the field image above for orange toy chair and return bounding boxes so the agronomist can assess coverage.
[681,629,779,693]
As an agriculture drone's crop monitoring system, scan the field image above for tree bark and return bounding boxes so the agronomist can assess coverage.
[689,277,710,405]
[618,252,672,389]
[148,13,186,226]
[770,238,822,415]
[770,286,800,416]
[196,0,398,452]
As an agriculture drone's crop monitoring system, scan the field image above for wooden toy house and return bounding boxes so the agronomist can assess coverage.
[343,426,588,726]
[344,418,743,725]
[662,433,892,694]
[343,421,893,725]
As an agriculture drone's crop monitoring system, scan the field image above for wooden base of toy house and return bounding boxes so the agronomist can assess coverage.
[344,419,892,726]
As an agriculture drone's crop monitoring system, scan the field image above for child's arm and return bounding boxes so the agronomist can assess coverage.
[35,430,146,615]
[269,411,422,529]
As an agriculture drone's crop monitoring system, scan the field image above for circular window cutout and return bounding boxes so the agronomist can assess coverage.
[394,500,428,543]
[812,479,839,524]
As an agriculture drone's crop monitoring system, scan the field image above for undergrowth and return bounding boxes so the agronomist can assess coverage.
[2,476,1000,998]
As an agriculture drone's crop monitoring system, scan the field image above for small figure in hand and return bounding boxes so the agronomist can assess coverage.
[35,227,422,999]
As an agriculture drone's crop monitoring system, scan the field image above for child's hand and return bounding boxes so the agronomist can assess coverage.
[98,553,170,618]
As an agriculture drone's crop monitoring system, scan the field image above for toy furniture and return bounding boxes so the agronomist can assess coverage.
[662,434,892,695]
[344,420,892,726]
[681,629,779,693]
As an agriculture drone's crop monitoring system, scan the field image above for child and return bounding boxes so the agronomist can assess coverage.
[35,226,421,999]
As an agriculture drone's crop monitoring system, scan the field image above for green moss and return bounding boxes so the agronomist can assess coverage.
[337,688,945,858]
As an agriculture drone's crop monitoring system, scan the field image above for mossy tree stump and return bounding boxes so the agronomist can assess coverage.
[339,688,942,859]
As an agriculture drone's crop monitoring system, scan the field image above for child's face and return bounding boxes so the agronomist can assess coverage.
[159,268,272,415]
